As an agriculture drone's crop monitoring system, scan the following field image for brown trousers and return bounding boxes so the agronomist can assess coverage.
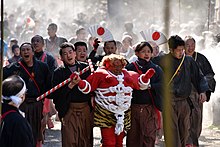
[164,98,191,147]
[61,103,93,147]
[187,90,203,146]
[126,104,157,147]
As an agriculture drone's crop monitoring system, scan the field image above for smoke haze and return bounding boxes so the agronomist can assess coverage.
[1,0,220,125]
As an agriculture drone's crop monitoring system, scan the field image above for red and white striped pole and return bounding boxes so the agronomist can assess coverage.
[88,59,94,73]
[37,59,94,101]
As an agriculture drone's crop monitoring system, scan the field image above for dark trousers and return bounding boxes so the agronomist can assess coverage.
[126,104,157,147]
[164,98,191,147]
[187,91,203,146]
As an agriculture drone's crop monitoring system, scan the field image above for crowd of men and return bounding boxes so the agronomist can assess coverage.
[0,13,217,147]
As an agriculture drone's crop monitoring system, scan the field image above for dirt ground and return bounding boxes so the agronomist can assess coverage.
[43,117,220,147]
[43,104,220,147]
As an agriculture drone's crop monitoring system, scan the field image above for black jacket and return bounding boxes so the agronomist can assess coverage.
[49,61,91,119]
[88,50,105,64]
[159,53,209,99]
[192,52,216,100]
[126,58,164,111]
[0,103,34,147]
[35,51,58,73]
[3,58,51,98]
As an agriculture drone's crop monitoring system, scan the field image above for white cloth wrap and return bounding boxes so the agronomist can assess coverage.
[94,73,133,135]
[78,80,91,94]
[2,81,26,107]
[138,74,151,90]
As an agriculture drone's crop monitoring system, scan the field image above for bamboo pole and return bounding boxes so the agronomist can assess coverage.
[0,0,4,115]
[163,0,173,146]
[208,0,211,31]
[179,0,181,25]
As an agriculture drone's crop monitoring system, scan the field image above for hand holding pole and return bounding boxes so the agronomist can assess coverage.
[36,59,94,101]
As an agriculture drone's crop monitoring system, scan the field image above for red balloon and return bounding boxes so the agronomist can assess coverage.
[97,27,105,36]
[152,32,160,40]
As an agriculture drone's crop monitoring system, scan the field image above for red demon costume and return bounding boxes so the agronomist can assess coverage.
[70,54,155,147]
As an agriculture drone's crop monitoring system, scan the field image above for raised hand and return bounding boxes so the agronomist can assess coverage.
[142,68,155,83]
[199,92,207,103]
[93,38,100,51]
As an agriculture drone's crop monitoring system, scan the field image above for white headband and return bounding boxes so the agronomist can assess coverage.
[2,78,26,107]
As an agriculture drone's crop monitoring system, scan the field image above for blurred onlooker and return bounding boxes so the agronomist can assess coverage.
[89,39,117,65]
[0,38,8,58]
[0,22,9,58]
[128,42,140,63]
[73,12,88,28]
[7,38,18,58]
[150,41,166,66]
[45,23,68,58]
[0,38,9,67]
[216,33,220,43]
[87,36,96,53]
[123,22,139,44]
[116,40,123,54]
[0,20,11,40]
[119,35,134,60]
[69,27,88,45]
[8,44,21,64]
[20,17,36,43]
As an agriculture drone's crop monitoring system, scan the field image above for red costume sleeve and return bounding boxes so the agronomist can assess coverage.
[123,70,140,89]
[86,68,107,92]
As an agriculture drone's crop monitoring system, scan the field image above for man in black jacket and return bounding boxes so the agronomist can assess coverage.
[3,42,51,147]
[0,75,34,147]
[159,35,209,147]
[31,35,58,138]
[49,42,93,147]
[89,39,117,65]
[185,36,216,146]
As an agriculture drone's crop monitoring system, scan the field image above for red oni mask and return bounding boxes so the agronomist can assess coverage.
[105,59,124,75]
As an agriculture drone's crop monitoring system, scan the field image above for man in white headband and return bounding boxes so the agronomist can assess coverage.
[3,42,52,147]
[0,75,34,147]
